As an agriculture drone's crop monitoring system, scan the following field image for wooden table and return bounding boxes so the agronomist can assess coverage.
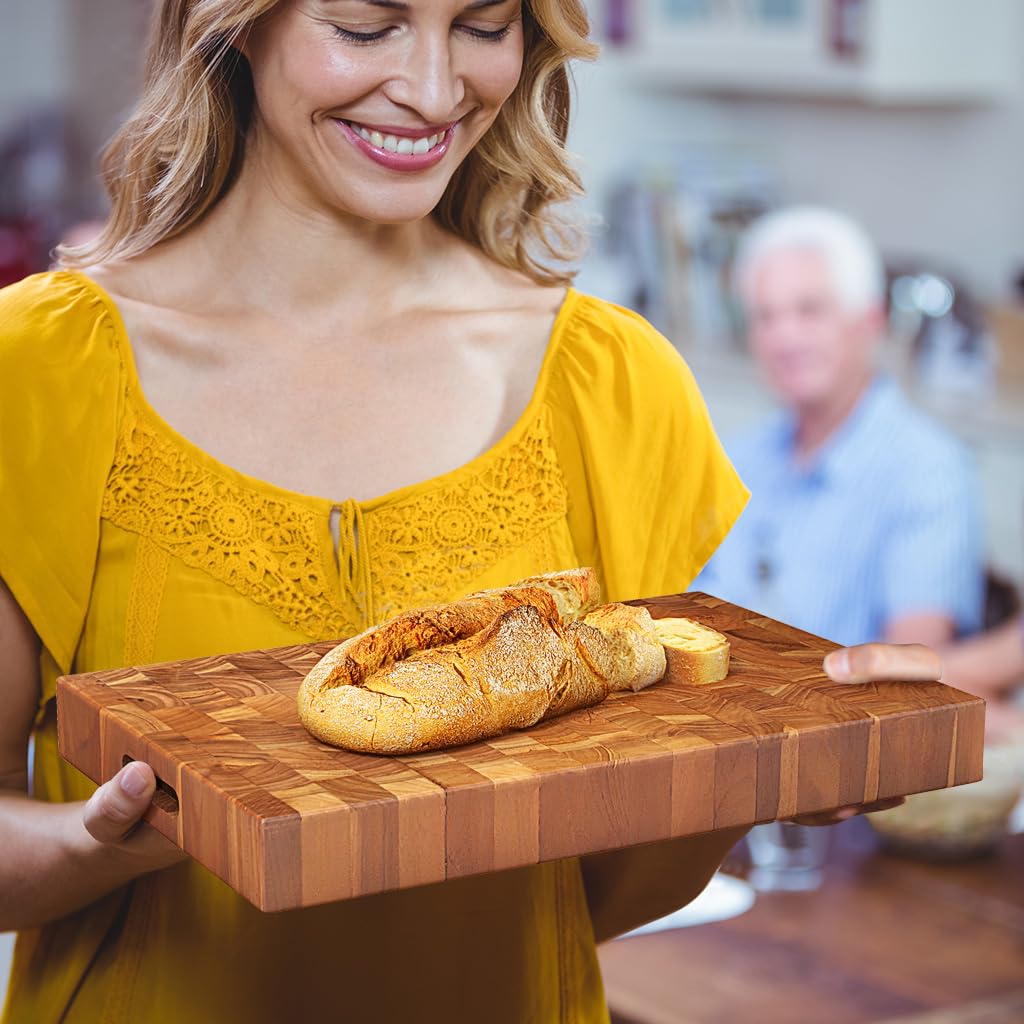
[599,818,1024,1024]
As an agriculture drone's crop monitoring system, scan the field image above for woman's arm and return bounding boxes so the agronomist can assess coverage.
[579,827,749,944]
[0,578,186,932]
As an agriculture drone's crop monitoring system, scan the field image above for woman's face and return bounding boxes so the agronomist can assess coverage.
[243,0,526,224]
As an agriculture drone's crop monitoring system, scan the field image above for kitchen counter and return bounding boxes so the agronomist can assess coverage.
[598,818,1024,1024]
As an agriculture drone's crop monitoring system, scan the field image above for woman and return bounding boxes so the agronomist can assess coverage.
[0,2,753,1020]
[0,2,927,1020]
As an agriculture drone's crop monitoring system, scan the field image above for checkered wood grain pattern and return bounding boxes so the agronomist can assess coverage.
[56,593,984,912]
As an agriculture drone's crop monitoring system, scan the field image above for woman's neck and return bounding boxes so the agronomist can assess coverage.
[151,153,459,323]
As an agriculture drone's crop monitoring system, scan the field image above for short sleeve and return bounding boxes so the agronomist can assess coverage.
[0,272,122,674]
[547,295,749,604]
[880,439,984,634]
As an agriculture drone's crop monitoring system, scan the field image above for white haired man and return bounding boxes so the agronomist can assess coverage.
[696,207,983,649]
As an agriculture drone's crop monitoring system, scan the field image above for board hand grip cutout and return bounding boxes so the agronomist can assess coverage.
[122,755,180,815]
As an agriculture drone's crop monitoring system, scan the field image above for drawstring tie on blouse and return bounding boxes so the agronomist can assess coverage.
[335,499,374,628]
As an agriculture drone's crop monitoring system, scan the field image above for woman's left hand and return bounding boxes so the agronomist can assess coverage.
[786,642,944,826]
[822,642,943,685]
[789,796,906,826]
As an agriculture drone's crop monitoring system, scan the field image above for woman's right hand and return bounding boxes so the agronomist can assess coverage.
[80,760,188,872]
[1,576,189,931]
[0,762,188,932]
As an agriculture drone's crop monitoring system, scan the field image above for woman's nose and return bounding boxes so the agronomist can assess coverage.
[386,35,466,125]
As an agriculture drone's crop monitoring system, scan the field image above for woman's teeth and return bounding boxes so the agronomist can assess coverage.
[349,124,444,155]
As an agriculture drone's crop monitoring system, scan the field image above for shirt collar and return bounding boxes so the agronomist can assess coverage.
[778,374,900,486]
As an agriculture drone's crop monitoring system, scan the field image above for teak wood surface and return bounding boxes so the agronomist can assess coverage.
[55,593,984,912]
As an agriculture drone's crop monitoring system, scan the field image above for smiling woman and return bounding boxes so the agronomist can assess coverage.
[0,2,751,1022]
[61,0,596,283]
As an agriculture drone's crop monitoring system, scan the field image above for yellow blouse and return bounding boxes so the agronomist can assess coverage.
[0,271,747,1024]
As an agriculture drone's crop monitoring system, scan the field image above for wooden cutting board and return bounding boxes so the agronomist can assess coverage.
[56,593,984,912]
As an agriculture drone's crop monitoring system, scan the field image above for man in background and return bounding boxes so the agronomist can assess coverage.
[697,206,983,648]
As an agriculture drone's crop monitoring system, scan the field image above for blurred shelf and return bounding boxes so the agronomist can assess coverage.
[622,0,1023,107]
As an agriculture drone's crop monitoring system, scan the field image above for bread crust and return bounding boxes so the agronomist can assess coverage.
[297,570,667,754]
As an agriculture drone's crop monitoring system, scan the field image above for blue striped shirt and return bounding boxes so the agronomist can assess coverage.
[695,375,984,646]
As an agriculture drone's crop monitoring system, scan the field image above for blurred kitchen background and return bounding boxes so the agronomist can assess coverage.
[2,1,1023,1020]
[4,0,1022,581]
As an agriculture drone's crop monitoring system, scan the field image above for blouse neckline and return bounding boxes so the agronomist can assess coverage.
[63,270,579,514]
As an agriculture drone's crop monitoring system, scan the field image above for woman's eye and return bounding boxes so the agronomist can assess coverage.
[458,23,513,42]
[331,21,512,46]
[331,25,392,44]
[331,23,512,46]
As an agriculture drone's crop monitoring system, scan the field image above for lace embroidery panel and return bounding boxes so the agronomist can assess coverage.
[123,536,171,665]
[102,403,357,640]
[102,401,570,638]
[366,413,569,621]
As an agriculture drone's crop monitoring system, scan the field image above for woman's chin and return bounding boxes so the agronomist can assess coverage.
[325,190,450,228]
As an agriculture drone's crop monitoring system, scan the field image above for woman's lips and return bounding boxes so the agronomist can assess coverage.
[334,119,456,172]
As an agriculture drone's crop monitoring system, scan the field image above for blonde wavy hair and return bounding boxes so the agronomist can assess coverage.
[58,0,598,285]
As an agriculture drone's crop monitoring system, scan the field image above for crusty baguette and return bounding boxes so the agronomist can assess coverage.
[651,617,730,685]
[298,571,666,754]
[300,567,601,704]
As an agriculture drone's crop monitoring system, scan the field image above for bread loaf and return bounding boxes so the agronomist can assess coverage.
[651,617,730,685]
[297,569,666,754]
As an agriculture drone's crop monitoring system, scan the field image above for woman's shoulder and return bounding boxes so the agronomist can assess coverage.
[1,270,114,346]
[0,269,123,375]
[554,290,698,403]
[0,270,126,675]
[566,290,664,335]
[1,268,105,322]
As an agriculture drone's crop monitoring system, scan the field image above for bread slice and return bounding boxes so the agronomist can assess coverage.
[652,617,730,686]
